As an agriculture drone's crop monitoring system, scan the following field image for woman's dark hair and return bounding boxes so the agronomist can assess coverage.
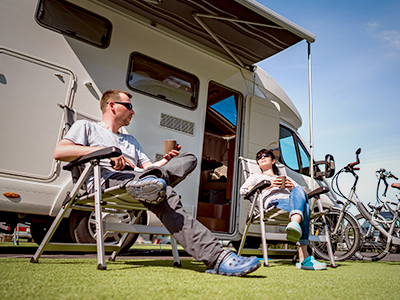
[256,148,279,175]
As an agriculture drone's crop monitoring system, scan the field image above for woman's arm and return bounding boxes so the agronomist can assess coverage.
[240,174,264,195]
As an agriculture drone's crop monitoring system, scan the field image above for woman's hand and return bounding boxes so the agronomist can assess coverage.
[247,185,254,191]
[269,177,294,191]
[284,178,295,191]
[269,177,283,189]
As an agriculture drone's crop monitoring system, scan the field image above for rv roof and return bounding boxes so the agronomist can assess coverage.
[105,0,315,68]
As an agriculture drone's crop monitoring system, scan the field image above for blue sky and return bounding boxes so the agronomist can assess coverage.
[256,0,400,211]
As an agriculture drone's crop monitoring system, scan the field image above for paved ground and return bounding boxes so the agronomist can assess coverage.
[1,245,400,262]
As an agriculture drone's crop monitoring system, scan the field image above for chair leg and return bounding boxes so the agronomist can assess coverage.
[31,164,93,264]
[238,191,259,256]
[93,163,107,270]
[170,236,181,267]
[109,232,128,262]
[258,193,269,266]
[316,198,337,268]
[30,201,70,263]
[109,211,144,261]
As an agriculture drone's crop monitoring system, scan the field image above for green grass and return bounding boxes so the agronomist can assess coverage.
[1,255,399,300]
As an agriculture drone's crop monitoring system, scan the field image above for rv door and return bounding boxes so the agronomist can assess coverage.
[237,94,280,237]
[0,48,75,180]
[243,95,280,159]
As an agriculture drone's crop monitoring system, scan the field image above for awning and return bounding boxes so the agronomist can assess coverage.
[106,0,315,68]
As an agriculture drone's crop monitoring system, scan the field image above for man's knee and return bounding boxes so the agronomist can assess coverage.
[178,152,197,168]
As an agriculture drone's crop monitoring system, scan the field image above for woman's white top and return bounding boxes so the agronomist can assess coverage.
[239,173,298,207]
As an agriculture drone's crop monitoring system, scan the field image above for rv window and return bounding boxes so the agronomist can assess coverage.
[35,0,112,48]
[279,126,300,172]
[279,125,311,176]
[127,54,198,109]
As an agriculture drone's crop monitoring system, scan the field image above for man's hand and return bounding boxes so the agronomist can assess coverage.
[110,155,135,170]
[163,144,181,161]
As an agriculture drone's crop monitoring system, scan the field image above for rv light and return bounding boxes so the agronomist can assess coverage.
[3,192,21,198]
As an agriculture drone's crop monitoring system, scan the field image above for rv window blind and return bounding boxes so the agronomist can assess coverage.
[36,0,112,48]
[127,53,199,109]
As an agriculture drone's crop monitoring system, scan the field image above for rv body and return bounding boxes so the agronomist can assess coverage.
[0,0,335,245]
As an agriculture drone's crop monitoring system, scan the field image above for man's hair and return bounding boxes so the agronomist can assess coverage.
[256,148,280,175]
[100,89,132,112]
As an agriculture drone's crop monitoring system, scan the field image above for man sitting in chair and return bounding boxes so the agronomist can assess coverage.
[53,89,260,276]
[240,149,327,270]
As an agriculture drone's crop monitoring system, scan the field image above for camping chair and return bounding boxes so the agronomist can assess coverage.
[31,104,181,270]
[237,156,336,268]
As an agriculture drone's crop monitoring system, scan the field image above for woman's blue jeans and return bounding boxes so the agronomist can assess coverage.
[269,186,310,245]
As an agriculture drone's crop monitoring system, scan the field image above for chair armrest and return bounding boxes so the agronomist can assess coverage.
[245,180,271,199]
[63,146,122,171]
[307,186,329,199]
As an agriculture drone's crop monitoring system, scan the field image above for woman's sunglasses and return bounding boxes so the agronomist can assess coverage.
[110,101,133,110]
[257,153,271,160]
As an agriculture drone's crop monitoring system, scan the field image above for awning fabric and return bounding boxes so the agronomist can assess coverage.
[107,0,315,68]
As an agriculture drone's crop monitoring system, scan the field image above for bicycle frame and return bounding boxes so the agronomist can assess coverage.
[344,167,400,250]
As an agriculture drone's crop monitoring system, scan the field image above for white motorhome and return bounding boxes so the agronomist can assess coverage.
[0,0,335,249]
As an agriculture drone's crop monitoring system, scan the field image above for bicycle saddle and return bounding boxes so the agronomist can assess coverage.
[391,183,400,190]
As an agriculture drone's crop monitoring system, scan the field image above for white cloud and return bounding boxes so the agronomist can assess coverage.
[366,21,400,54]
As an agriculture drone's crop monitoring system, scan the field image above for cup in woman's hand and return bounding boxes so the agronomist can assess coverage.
[277,176,286,189]
[163,139,177,154]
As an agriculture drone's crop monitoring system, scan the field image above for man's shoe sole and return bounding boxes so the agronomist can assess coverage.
[126,176,166,204]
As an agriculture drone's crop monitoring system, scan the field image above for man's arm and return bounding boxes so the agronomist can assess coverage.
[139,146,182,169]
[53,139,104,162]
[54,139,135,170]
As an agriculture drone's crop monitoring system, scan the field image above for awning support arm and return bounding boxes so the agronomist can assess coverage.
[194,13,286,30]
[193,13,245,68]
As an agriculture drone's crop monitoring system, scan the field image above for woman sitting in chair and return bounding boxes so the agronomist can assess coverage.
[240,148,326,270]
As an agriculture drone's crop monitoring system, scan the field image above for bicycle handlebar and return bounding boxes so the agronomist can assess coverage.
[331,148,362,200]
[344,148,361,172]
[375,168,399,197]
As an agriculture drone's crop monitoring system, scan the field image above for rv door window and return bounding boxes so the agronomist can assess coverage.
[279,125,310,176]
[127,53,198,109]
[35,0,112,48]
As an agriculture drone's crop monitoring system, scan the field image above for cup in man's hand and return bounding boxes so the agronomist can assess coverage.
[277,176,286,189]
[163,139,177,154]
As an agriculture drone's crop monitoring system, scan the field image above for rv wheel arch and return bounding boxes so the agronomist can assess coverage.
[69,210,146,253]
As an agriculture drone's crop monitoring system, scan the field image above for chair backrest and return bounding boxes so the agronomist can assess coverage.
[58,104,129,188]
[238,156,289,222]
[239,156,286,181]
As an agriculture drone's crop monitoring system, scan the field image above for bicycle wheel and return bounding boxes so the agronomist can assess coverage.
[310,210,360,261]
[354,214,390,261]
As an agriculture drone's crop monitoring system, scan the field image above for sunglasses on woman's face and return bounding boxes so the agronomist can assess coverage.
[257,153,271,160]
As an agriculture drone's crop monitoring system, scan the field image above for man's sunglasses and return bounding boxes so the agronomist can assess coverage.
[110,101,133,111]
[257,153,271,160]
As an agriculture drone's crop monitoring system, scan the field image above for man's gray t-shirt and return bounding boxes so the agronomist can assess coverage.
[63,120,150,191]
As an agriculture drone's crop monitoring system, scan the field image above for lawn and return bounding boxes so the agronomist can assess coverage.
[1,249,399,300]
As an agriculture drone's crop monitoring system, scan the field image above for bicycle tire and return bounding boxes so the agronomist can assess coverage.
[354,214,391,261]
[310,210,360,261]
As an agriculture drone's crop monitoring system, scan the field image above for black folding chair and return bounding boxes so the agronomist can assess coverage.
[31,104,181,270]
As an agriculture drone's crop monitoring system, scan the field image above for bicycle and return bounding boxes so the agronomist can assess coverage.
[355,168,400,258]
[310,151,361,261]
[311,148,400,261]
